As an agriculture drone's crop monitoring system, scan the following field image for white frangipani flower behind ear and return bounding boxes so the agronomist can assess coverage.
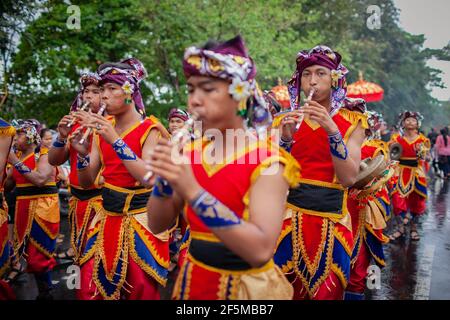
[228,77,251,101]
[122,81,134,95]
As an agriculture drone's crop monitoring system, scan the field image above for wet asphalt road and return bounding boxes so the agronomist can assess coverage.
[368,173,450,300]
[8,173,450,300]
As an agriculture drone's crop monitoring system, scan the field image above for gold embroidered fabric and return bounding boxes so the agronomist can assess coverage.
[236,265,293,300]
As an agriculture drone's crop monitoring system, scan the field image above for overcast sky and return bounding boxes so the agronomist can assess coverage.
[394,0,450,101]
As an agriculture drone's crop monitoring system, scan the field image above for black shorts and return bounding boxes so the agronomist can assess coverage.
[5,188,16,224]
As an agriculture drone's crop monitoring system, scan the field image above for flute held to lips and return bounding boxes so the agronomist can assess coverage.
[67,101,90,128]
[273,87,316,119]
[305,87,316,108]
[143,113,198,182]
[79,103,107,145]
[273,87,316,129]
[296,87,316,128]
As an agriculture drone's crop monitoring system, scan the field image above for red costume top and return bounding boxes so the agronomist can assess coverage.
[391,133,429,198]
[91,115,170,300]
[12,147,60,264]
[172,137,299,300]
[0,121,15,281]
[98,116,158,188]
[12,148,57,188]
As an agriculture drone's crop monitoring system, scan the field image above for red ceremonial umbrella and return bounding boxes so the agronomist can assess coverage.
[347,72,384,103]
[270,79,291,109]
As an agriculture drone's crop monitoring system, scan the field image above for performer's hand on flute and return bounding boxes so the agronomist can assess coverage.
[146,138,200,201]
[73,109,95,129]
[56,115,75,141]
[143,112,197,182]
[280,110,303,141]
[84,113,118,145]
[78,104,106,144]
[302,100,338,134]
[68,126,90,156]
[67,101,90,128]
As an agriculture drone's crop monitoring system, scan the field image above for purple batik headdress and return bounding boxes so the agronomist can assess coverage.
[288,45,348,116]
[12,119,42,145]
[398,110,424,129]
[183,35,271,134]
[97,58,148,118]
[70,72,101,112]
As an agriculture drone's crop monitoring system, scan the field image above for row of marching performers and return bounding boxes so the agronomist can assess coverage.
[0,35,430,300]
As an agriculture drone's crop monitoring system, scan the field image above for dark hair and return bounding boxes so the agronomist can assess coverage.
[441,127,448,146]
[202,39,220,50]
[40,128,52,139]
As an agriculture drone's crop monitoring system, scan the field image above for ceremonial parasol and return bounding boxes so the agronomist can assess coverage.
[347,71,384,102]
[270,78,290,109]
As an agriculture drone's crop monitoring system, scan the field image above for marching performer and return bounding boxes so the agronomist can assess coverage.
[5,119,60,299]
[147,35,299,300]
[0,118,16,299]
[274,45,367,300]
[71,58,170,300]
[388,111,430,241]
[168,108,190,135]
[48,72,103,263]
[166,107,191,271]
[345,110,392,300]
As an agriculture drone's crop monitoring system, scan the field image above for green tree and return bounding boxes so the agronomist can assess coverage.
[3,0,448,130]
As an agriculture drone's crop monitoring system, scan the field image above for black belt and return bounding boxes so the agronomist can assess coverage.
[15,185,58,197]
[399,159,418,167]
[70,186,102,201]
[0,192,3,204]
[287,182,344,216]
[189,238,251,271]
[102,186,151,214]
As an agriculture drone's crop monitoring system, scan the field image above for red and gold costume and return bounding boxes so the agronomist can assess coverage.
[67,123,103,265]
[345,139,392,299]
[172,138,299,300]
[0,119,16,300]
[390,133,429,217]
[274,108,368,300]
[12,147,60,274]
[77,116,170,300]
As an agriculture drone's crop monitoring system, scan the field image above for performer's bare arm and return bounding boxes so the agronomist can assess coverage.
[205,164,288,267]
[70,126,101,188]
[148,139,289,268]
[147,191,184,234]
[8,152,55,187]
[3,167,15,193]
[301,101,365,187]
[332,123,365,187]
[48,115,74,166]
[123,127,160,187]
[85,114,161,188]
[0,136,12,185]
